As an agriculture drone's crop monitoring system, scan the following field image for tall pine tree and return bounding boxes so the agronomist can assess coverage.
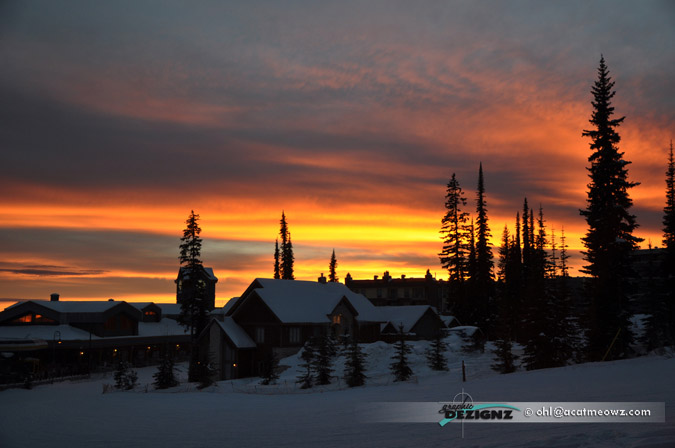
[662,141,675,346]
[644,141,675,349]
[580,56,642,361]
[279,212,295,280]
[329,249,339,282]
[474,163,494,330]
[177,210,209,382]
[439,173,470,283]
[274,239,281,279]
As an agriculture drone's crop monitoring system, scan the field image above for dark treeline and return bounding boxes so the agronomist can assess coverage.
[440,57,675,374]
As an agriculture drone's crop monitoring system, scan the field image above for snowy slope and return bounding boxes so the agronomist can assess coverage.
[1,339,673,448]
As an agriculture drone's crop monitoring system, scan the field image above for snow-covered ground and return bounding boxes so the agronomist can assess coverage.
[1,336,673,447]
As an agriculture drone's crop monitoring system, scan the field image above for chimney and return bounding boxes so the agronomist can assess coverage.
[318,273,327,284]
[401,274,406,280]
[374,275,379,280]
[50,293,60,302]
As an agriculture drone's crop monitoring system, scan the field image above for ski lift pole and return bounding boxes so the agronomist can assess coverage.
[601,328,621,362]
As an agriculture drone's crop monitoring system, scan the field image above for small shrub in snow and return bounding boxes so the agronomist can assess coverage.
[311,335,336,385]
[390,325,413,382]
[425,333,449,371]
[296,342,315,389]
[260,351,280,385]
[343,338,367,387]
[114,361,138,390]
[153,357,179,390]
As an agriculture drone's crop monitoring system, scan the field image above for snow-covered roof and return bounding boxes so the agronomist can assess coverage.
[178,266,218,281]
[440,315,459,327]
[448,325,481,337]
[215,317,256,348]
[250,279,383,324]
[222,297,240,315]
[0,324,100,341]
[376,305,437,333]
[138,318,188,337]
[7,300,122,314]
[0,318,189,341]
[154,303,182,316]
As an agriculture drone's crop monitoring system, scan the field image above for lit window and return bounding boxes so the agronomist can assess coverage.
[13,314,33,323]
[332,314,342,325]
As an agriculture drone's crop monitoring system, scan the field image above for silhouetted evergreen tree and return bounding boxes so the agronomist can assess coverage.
[580,56,642,361]
[177,210,209,382]
[343,338,367,387]
[425,333,449,371]
[474,163,494,329]
[663,141,675,346]
[559,227,570,278]
[466,219,477,282]
[153,357,179,389]
[180,210,203,269]
[458,218,478,324]
[522,199,532,271]
[439,173,471,283]
[279,212,295,280]
[497,225,510,283]
[664,142,675,345]
[644,141,675,349]
[274,239,281,279]
[550,228,559,278]
[522,206,553,370]
[665,141,675,254]
[329,249,339,282]
[390,325,413,381]
[495,219,521,343]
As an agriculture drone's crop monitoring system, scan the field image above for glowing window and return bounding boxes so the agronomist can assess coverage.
[11,313,56,324]
[332,314,342,325]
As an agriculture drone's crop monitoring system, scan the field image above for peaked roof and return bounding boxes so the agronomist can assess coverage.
[377,305,438,333]
[440,315,460,327]
[221,297,241,315]
[178,266,218,281]
[242,279,383,324]
[6,300,122,313]
[215,317,256,348]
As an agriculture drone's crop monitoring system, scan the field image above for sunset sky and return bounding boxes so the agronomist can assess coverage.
[1,1,673,308]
